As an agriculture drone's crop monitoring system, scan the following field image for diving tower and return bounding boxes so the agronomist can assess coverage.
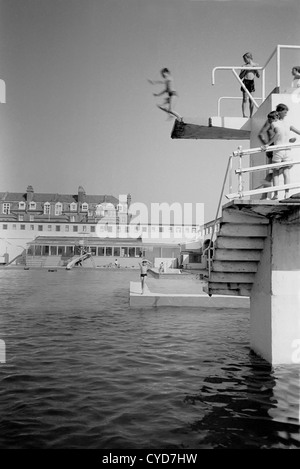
[172,45,300,365]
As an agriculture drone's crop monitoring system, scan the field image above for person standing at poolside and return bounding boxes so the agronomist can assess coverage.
[139,258,152,294]
[239,52,260,118]
[262,103,300,200]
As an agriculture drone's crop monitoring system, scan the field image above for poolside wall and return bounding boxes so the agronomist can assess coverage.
[250,215,300,364]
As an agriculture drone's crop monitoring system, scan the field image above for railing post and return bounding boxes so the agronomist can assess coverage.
[276,45,281,89]
[229,155,233,194]
[237,146,243,197]
[262,69,265,102]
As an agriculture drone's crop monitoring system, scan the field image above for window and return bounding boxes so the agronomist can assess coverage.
[27,245,34,255]
[35,245,42,256]
[38,225,43,231]
[114,247,120,257]
[121,247,128,257]
[29,215,34,222]
[66,246,74,257]
[90,247,97,256]
[70,202,77,212]
[44,203,50,215]
[90,226,95,233]
[19,202,26,210]
[73,225,78,232]
[3,203,10,214]
[55,203,62,216]
[95,204,104,217]
[48,225,52,231]
[2,224,8,230]
[50,246,57,256]
[70,216,75,223]
[58,246,65,256]
[12,224,17,230]
[136,248,143,258]
[82,226,87,232]
[42,246,49,256]
[82,203,88,212]
[129,247,135,257]
[55,225,61,232]
[106,247,112,256]
[29,202,36,210]
[65,225,69,232]
[159,226,163,233]
[19,215,24,221]
[20,225,25,230]
[98,247,105,256]
[30,225,34,231]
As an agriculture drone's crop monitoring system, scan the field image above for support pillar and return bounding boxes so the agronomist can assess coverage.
[250,218,300,364]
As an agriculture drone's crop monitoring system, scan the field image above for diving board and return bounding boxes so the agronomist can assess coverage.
[171,116,251,140]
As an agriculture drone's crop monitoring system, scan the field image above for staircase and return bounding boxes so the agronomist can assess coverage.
[25,256,63,268]
[205,207,269,296]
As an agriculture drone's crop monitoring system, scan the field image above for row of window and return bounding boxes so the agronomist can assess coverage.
[2,202,124,216]
[1,223,198,233]
[27,245,144,258]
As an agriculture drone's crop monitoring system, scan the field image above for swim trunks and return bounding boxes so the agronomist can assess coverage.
[241,79,255,93]
[272,150,293,170]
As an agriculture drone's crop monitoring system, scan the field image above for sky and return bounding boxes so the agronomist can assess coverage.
[1,0,300,223]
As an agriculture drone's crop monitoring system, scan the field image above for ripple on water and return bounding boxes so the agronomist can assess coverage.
[0,269,299,449]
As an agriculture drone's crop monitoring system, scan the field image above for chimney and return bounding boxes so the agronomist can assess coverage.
[26,185,34,204]
[78,186,86,213]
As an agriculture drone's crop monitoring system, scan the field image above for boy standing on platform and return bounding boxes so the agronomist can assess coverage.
[239,52,260,118]
[139,258,152,294]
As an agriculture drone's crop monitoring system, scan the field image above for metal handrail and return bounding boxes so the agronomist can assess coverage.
[203,154,233,279]
[212,45,300,113]
[217,96,263,117]
[228,141,300,199]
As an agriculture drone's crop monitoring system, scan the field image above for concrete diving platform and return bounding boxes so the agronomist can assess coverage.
[129,277,250,308]
[171,116,251,140]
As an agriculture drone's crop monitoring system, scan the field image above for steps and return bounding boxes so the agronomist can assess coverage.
[25,255,63,268]
[205,207,269,297]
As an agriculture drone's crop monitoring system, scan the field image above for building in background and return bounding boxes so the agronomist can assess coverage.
[0,185,212,269]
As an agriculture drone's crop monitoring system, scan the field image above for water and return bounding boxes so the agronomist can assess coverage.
[0,268,299,449]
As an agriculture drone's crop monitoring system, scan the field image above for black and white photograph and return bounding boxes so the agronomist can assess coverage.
[0,0,300,451]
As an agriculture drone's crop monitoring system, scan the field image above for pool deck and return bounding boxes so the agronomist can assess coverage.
[129,276,250,308]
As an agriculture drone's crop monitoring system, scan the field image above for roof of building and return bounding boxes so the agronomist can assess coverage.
[0,191,119,205]
[28,236,143,245]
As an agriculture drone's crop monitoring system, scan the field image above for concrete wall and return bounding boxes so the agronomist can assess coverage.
[250,92,300,197]
[251,218,300,364]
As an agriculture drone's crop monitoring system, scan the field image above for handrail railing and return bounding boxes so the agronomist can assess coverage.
[212,45,300,114]
[202,153,233,278]
[227,142,300,199]
[217,96,263,117]
[205,140,300,281]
